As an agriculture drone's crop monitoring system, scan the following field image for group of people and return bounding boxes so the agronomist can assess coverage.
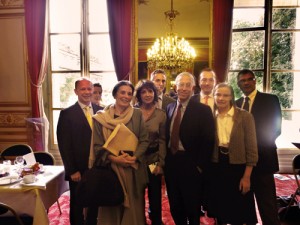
[56,68,282,225]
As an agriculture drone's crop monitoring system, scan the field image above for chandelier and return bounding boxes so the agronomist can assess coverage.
[147,0,196,71]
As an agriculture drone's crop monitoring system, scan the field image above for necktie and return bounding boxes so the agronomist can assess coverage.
[170,104,182,154]
[204,95,209,105]
[243,97,250,112]
[84,106,93,128]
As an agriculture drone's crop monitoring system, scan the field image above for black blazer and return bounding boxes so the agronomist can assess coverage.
[162,95,176,111]
[236,91,282,173]
[166,97,215,172]
[57,102,103,180]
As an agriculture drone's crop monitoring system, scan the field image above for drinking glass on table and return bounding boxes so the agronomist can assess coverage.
[14,156,25,170]
[3,160,11,173]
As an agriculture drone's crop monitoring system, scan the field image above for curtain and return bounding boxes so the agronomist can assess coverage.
[107,0,132,81]
[212,0,234,82]
[24,0,49,151]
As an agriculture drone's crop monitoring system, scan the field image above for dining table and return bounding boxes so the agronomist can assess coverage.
[0,165,69,225]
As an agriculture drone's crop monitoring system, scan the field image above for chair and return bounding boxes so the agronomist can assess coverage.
[33,152,55,166]
[0,202,33,225]
[33,151,62,215]
[281,154,300,220]
[1,144,33,161]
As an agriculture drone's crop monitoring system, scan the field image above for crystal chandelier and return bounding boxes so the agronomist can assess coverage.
[147,0,196,71]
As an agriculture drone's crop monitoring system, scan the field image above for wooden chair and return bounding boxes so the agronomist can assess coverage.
[0,202,33,225]
[33,151,62,215]
[1,144,33,161]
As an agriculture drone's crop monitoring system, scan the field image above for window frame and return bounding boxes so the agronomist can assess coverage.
[229,0,300,149]
[46,0,117,149]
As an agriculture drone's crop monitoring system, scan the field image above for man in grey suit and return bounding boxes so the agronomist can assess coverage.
[150,69,175,110]
[57,78,103,225]
[236,69,282,225]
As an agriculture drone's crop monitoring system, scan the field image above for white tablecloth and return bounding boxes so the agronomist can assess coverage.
[0,165,69,225]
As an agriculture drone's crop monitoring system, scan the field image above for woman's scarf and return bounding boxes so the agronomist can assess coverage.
[93,104,134,141]
[92,104,135,207]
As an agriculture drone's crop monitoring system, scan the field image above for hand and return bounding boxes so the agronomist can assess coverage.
[109,152,136,167]
[239,176,251,194]
[120,151,137,163]
[70,171,81,182]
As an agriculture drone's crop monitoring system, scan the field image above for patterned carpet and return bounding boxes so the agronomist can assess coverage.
[48,174,298,225]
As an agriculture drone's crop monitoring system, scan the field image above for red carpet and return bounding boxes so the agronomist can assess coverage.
[48,174,298,225]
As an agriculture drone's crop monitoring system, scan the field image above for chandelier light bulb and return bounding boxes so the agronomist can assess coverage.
[147,0,196,71]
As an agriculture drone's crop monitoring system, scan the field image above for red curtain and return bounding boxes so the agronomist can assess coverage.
[24,0,46,151]
[107,0,132,81]
[212,0,234,82]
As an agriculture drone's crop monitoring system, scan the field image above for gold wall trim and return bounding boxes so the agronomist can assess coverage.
[0,111,30,127]
[0,0,23,8]
[0,131,26,136]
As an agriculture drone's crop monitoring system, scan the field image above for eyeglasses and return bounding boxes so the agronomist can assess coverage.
[238,77,256,84]
[177,82,193,88]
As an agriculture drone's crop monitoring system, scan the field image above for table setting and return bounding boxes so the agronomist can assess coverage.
[0,152,68,225]
[0,154,45,187]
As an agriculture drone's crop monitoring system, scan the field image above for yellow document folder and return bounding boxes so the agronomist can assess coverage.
[103,123,138,156]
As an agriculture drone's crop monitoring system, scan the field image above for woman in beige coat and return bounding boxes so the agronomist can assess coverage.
[90,80,149,225]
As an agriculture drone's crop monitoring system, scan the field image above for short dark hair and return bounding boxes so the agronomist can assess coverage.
[93,83,102,88]
[237,69,255,80]
[150,69,166,80]
[112,80,134,98]
[199,68,216,79]
[75,77,92,89]
[135,80,159,106]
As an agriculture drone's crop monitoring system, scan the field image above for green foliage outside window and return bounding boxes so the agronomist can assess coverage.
[229,8,296,110]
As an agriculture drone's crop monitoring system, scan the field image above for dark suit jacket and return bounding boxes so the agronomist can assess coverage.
[166,97,215,172]
[236,91,282,173]
[162,95,175,111]
[57,102,103,180]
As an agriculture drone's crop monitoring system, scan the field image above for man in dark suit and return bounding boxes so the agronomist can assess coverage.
[236,69,282,225]
[57,78,103,225]
[150,69,175,224]
[164,72,215,225]
[150,69,175,110]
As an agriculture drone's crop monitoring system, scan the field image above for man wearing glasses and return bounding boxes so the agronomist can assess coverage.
[164,72,215,225]
[236,69,282,225]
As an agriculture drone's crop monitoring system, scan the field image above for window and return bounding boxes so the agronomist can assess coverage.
[48,0,118,145]
[228,0,300,148]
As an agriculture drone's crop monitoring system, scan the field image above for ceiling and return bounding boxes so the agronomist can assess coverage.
[138,0,211,39]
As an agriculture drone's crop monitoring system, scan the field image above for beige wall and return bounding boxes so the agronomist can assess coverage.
[0,1,32,152]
